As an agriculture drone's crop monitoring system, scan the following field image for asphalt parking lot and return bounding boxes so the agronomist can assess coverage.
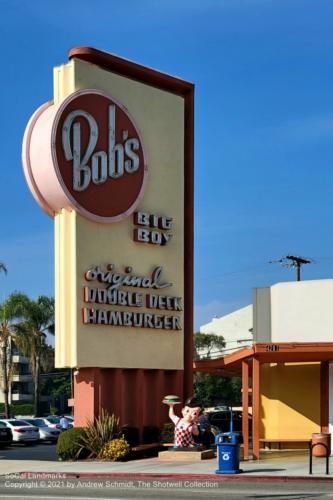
[0,442,57,461]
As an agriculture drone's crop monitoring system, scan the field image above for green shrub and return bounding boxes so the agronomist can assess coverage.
[76,409,120,458]
[0,404,34,417]
[56,428,88,461]
[160,423,174,443]
[98,437,130,461]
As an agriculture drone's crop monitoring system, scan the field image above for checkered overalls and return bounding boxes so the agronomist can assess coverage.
[174,417,195,447]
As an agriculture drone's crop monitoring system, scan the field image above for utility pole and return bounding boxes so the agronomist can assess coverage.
[286,255,312,281]
[269,255,313,281]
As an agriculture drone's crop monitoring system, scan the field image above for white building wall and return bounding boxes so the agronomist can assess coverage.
[254,279,333,343]
[271,280,333,342]
[200,305,253,357]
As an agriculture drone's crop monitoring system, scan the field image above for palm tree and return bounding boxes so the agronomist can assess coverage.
[0,293,26,418]
[0,262,7,275]
[14,295,54,416]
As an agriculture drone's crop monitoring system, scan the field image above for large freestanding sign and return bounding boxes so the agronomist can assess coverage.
[22,47,194,431]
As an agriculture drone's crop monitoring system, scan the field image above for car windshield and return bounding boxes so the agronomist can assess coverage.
[46,417,60,424]
[25,419,43,427]
[8,420,31,426]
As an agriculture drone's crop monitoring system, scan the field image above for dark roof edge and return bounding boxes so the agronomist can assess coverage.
[68,46,194,97]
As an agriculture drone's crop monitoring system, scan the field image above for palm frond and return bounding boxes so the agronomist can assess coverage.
[0,263,7,275]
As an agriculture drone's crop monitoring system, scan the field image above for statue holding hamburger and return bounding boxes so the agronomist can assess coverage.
[163,395,202,448]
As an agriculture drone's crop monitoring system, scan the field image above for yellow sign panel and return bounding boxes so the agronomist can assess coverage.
[23,50,193,371]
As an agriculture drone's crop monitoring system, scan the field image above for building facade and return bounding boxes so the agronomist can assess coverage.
[200,305,253,357]
[254,279,333,449]
[0,340,33,404]
[195,279,333,459]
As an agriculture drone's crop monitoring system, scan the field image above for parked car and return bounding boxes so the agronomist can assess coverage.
[39,417,63,430]
[43,416,73,430]
[0,421,12,447]
[207,410,252,437]
[0,419,39,444]
[23,418,61,442]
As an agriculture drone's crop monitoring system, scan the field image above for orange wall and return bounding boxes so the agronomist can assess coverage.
[260,363,321,440]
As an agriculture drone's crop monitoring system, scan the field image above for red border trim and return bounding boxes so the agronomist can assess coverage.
[69,47,194,96]
[19,471,333,483]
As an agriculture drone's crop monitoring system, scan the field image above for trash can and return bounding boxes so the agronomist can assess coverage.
[215,432,242,474]
[311,433,331,457]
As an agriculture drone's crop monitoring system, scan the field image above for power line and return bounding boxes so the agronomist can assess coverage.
[198,337,253,345]
[195,254,333,286]
[311,256,333,262]
[196,262,276,282]
[197,340,254,360]
[269,255,313,281]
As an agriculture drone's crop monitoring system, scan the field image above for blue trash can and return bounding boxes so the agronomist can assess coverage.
[215,432,242,474]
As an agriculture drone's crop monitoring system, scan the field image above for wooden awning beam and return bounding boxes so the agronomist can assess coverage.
[193,342,333,376]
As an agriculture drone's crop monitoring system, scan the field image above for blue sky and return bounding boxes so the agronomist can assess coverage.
[1,0,333,330]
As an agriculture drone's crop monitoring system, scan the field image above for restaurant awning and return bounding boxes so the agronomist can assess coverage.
[193,342,333,376]
[193,342,333,460]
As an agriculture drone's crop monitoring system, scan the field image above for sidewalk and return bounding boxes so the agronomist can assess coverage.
[1,450,333,482]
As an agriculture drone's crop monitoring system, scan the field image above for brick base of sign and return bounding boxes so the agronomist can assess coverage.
[158,449,215,460]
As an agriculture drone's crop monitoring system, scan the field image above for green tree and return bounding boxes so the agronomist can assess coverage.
[0,293,26,417]
[193,372,242,408]
[42,370,71,414]
[40,343,55,375]
[193,331,241,408]
[193,332,226,360]
[40,346,71,414]
[14,295,54,416]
